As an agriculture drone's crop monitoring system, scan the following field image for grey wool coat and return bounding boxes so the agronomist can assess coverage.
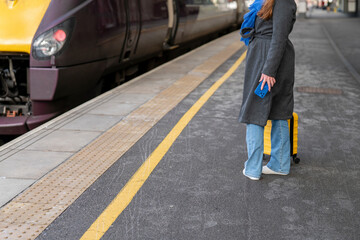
[239,0,297,126]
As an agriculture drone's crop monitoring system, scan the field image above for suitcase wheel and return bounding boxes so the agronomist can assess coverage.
[293,155,300,164]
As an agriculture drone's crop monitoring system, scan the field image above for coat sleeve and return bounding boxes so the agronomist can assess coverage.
[261,0,296,77]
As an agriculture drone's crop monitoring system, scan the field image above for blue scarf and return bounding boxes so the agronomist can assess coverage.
[240,0,264,46]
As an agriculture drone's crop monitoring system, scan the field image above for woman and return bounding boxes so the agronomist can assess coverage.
[239,0,297,180]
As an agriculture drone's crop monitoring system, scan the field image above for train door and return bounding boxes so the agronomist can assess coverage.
[132,0,169,59]
[121,0,141,62]
[172,0,200,44]
[164,0,179,50]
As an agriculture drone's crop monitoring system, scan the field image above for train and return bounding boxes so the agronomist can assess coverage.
[0,0,247,135]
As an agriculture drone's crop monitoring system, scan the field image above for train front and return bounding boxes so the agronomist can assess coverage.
[0,0,65,135]
[0,0,104,135]
[0,0,57,135]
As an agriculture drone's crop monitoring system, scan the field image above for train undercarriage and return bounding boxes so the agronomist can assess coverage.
[0,55,31,119]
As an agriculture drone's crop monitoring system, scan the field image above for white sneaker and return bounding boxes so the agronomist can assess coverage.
[242,169,260,181]
[262,166,288,175]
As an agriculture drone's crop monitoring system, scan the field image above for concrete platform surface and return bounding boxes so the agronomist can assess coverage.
[0,16,360,240]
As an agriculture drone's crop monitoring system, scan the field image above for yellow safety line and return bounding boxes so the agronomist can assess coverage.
[80,51,247,240]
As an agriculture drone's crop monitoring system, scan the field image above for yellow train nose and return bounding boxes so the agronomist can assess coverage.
[0,0,52,54]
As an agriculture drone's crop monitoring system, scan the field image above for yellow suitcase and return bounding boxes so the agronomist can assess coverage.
[263,112,300,164]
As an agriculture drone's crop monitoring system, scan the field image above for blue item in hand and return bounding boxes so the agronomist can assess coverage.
[254,82,269,98]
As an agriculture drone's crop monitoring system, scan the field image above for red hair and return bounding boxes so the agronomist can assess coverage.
[258,0,275,20]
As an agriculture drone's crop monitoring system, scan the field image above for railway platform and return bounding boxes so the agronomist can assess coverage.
[1,16,360,240]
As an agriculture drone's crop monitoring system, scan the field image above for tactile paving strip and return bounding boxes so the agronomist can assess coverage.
[0,40,243,240]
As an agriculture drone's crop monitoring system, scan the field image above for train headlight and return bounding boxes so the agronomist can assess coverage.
[32,19,75,60]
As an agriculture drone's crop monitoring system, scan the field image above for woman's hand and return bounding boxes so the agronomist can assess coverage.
[259,73,276,91]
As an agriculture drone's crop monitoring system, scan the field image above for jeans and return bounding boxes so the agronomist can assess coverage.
[244,120,291,178]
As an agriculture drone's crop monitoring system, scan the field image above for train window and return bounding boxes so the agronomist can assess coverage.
[186,0,237,5]
[185,0,237,9]
[186,0,216,5]
[182,0,237,22]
